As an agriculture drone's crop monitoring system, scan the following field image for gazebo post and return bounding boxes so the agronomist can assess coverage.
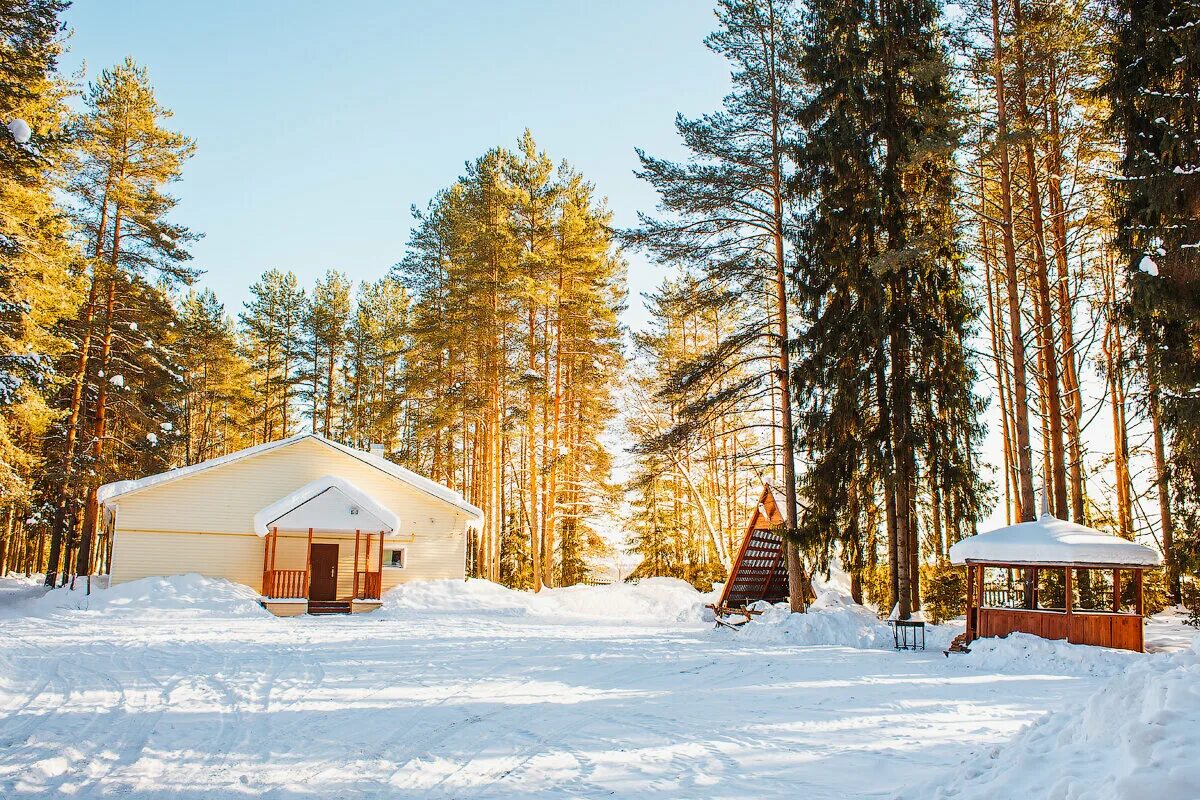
[1065,567,1073,619]
[1135,569,1144,616]
[1113,569,1121,613]
[353,529,361,600]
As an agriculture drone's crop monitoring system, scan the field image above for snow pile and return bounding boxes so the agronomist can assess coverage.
[910,639,1200,800]
[733,590,899,649]
[959,632,1143,678]
[729,565,957,649]
[381,577,712,624]
[3,573,268,619]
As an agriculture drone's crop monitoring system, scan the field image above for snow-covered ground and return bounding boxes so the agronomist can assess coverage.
[0,573,1195,799]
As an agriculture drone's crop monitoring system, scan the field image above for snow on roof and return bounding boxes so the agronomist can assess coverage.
[253,475,399,536]
[98,432,484,523]
[949,514,1163,567]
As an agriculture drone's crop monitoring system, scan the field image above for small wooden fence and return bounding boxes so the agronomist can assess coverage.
[354,571,381,600]
[264,569,307,599]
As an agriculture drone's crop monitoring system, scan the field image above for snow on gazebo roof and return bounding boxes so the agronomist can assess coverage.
[949,513,1162,568]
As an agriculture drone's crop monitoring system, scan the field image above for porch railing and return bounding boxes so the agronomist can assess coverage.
[264,569,308,599]
[354,571,381,600]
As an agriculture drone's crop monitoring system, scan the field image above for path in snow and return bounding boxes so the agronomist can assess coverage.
[0,579,1177,799]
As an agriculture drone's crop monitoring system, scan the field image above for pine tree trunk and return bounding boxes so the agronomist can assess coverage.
[1148,370,1179,602]
[1012,0,1067,518]
[1045,62,1086,523]
[990,0,1036,521]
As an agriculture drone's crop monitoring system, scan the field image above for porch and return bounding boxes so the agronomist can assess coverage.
[254,475,400,616]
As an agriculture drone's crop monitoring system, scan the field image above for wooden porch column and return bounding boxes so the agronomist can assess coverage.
[262,527,272,595]
[376,529,385,598]
[1113,569,1121,613]
[304,527,313,597]
[353,529,361,600]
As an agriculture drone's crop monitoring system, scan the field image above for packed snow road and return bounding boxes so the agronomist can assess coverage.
[0,575,1188,799]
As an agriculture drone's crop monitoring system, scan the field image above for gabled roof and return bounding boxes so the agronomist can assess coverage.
[98,432,484,523]
[253,475,398,536]
[949,514,1162,568]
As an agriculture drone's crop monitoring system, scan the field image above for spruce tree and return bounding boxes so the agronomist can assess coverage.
[1103,0,1200,596]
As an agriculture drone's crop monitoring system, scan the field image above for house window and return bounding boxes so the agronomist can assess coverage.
[385,548,406,569]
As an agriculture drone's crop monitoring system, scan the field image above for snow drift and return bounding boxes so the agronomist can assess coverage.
[381,577,713,624]
[730,566,958,649]
[908,638,1200,800]
[1,573,268,619]
[958,631,1145,678]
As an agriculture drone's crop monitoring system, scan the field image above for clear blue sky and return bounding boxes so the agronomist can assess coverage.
[60,0,731,330]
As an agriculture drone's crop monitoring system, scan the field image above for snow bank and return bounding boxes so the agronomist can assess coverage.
[958,631,1144,678]
[908,639,1200,800]
[381,577,712,624]
[731,573,958,650]
[1,573,268,619]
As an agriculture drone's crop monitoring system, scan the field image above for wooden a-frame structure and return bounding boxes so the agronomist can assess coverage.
[715,483,792,610]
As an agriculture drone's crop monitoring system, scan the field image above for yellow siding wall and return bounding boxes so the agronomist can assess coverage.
[108,437,468,595]
[110,530,267,591]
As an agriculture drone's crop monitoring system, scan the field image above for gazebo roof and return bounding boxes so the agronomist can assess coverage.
[253,475,399,536]
[949,514,1162,567]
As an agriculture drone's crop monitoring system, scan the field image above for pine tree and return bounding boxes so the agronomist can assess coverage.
[0,0,79,575]
[240,269,306,443]
[304,270,351,438]
[47,57,196,583]
[177,289,253,464]
[628,0,810,610]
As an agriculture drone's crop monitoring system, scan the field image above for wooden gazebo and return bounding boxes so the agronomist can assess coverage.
[950,513,1162,652]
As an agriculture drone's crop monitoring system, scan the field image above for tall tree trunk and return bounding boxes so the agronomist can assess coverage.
[1012,0,1067,518]
[1045,61,1086,523]
[1148,370,1179,602]
[991,0,1036,521]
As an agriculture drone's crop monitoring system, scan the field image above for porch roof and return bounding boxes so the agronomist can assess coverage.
[253,475,399,536]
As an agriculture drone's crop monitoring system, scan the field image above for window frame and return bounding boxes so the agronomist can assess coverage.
[384,546,407,570]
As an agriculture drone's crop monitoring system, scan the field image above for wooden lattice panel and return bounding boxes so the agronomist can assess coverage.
[723,527,788,607]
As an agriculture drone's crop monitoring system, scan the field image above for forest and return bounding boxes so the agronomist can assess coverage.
[1,0,1197,624]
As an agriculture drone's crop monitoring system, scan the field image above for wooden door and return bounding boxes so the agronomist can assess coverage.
[309,543,339,601]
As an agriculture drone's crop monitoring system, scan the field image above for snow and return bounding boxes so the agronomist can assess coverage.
[109,373,124,387]
[734,570,957,650]
[382,576,712,624]
[6,118,31,144]
[145,431,157,445]
[98,432,484,524]
[902,637,1200,799]
[949,513,1161,567]
[1139,254,1161,276]
[252,474,400,536]
[0,574,1195,799]
[0,573,267,620]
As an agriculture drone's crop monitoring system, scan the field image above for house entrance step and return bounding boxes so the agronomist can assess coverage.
[307,601,352,615]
